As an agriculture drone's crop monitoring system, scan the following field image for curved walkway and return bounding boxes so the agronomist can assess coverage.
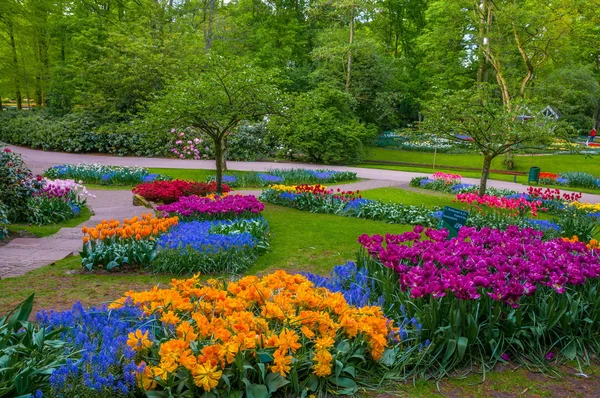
[0,190,148,279]
[8,144,600,203]
[3,144,600,278]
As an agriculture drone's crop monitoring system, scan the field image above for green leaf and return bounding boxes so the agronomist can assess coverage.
[330,376,358,394]
[14,367,32,395]
[380,348,396,367]
[9,294,34,332]
[250,384,269,398]
[442,339,457,364]
[265,372,290,393]
[106,260,120,271]
[305,374,319,392]
[146,392,170,398]
[457,336,468,360]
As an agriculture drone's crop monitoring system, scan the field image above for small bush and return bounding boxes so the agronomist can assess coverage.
[0,146,44,222]
[560,171,599,189]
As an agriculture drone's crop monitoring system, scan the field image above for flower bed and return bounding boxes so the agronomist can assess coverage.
[132,180,230,204]
[261,185,437,226]
[45,163,169,186]
[358,225,600,371]
[100,272,395,396]
[81,213,179,270]
[157,194,264,221]
[456,192,541,217]
[207,168,357,187]
[151,218,270,274]
[2,147,92,227]
[539,171,600,190]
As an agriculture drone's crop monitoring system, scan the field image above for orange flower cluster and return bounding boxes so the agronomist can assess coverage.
[562,236,599,250]
[82,213,178,243]
[110,271,396,394]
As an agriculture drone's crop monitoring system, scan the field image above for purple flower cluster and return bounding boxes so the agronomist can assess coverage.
[157,194,264,220]
[359,225,600,308]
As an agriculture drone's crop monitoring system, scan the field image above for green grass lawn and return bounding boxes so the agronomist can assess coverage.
[7,206,92,237]
[360,186,459,208]
[366,147,600,175]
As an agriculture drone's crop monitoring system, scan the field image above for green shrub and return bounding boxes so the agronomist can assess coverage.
[0,202,8,239]
[560,172,599,189]
[274,85,377,164]
[0,146,44,222]
[0,111,171,157]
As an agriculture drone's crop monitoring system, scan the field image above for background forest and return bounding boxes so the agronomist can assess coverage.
[0,0,599,164]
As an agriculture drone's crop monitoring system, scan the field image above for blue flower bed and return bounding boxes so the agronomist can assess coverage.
[157,220,257,253]
[526,219,561,232]
[344,198,374,211]
[222,175,237,184]
[151,218,270,275]
[37,302,154,397]
[450,183,476,193]
[257,173,284,183]
[303,261,384,308]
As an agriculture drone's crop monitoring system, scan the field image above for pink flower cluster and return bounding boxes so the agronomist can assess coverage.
[169,128,209,160]
[359,225,600,308]
[37,178,95,200]
[456,192,541,216]
[157,194,264,219]
[432,172,461,185]
[527,186,582,202]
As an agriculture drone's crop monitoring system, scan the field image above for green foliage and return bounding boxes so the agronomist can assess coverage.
[25,196,80,226]
[274,85,377,164]
[151,246,258,275]
[560,172,599,189]
[556,209,598,241]
[0,111,172,157]
[81,239,157,271]
[0,294,70,397]
[535,66,600,135]
[0,202,8,240]
[0,146,43,222]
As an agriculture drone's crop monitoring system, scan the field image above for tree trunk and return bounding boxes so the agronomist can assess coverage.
[593,102,599,129]
[345,5,355,92]
[214,136,224,194]
[8,22,22,110]
[221,137,228,172]
[204,0,216,50]
[479,154,493,197]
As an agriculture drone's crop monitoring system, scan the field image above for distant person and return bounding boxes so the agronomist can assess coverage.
[589,128,597,144]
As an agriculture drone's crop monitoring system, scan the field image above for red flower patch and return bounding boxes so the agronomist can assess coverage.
[132,180,230,204]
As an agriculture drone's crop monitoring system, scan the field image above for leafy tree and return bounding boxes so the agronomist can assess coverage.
[149,54,282,193]
[535,66,600,135]
[423,85,552,196]
[274,84,377,164]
